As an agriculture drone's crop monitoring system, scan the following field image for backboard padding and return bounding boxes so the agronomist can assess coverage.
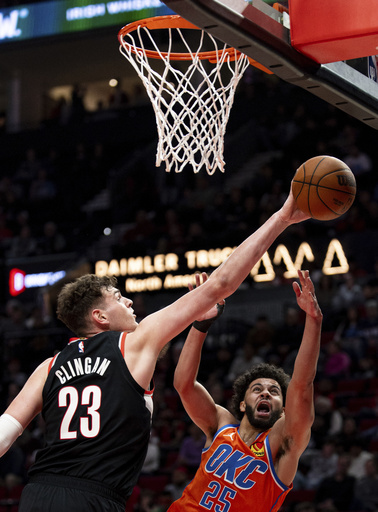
[163,0,378,129]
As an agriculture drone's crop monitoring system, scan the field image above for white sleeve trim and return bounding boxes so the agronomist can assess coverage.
[0,413,24,457]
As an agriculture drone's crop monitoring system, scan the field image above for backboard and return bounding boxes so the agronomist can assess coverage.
[162,0,378,130]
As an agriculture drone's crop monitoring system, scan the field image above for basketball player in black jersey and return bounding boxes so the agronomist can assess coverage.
[0,186,310,511]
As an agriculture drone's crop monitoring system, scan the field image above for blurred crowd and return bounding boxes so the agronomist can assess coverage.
[0,67,377,512]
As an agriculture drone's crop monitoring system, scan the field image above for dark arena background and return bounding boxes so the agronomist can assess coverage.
[0,0,377,510]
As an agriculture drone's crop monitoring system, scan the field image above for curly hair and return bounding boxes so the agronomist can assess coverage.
[56,274,118,336]
[230,363,291,421]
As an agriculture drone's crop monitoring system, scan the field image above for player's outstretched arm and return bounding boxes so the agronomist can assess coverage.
[174,326,220,441]
[136,188,309,345]
[174,275,233,444]
[127,188,310,390]
[207,188,310,299]
[282,270,323,451]
[271,270,322,485]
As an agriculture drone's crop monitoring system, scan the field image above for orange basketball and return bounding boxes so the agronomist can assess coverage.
[292,155,356,221]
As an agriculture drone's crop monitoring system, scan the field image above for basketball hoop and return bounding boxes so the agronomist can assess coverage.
[118,15,251,174]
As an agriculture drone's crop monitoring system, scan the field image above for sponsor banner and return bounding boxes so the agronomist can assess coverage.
[9,267,66,296]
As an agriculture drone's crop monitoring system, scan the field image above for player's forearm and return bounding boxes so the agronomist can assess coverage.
[174,326,206,394]
[292,314,323,385]
[210,211,290,298]
[174,327,219,433]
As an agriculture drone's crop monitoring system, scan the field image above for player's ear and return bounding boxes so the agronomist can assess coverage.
[92,308,109,327]
[240,401,246,413]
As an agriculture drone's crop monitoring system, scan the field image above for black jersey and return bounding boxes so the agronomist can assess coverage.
[28,332,152,500]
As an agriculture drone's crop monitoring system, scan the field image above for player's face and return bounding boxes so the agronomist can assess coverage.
[101,287,138,332]
[242,378,284,430]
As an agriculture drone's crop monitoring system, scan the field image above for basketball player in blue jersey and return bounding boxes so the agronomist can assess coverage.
[0,186,310,511]
[168,269,323,512]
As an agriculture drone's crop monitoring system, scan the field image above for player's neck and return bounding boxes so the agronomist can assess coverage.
[84,330,104,337]
[239,422,265,447]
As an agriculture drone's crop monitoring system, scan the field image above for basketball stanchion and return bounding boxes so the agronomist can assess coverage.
[118,15,256,174]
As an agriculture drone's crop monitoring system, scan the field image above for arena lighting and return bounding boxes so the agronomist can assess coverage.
[9,268,66,296]
[273,242,315,279]
[95,239,350,293]
[0,0,172,43]
[322,239,350,275]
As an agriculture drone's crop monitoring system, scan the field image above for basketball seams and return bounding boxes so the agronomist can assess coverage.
[292,167,306,201]
[315,168,355,184]
[307,161,316,217]
[292,180,356,195]
[291,155,356,221]
[314,186,339,216]
[311,156,326,182]
[293,167,355,184]
[316,186,355,196]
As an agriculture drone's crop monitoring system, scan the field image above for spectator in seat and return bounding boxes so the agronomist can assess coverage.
[315,453,356,511]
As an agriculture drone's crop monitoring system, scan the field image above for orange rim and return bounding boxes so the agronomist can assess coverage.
[118,14,243,62]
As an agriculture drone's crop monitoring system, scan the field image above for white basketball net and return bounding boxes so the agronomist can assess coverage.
[119,19,250,174]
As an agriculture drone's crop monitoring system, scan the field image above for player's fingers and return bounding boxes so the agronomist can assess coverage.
[297,268,306,280]
[305,273,315,292]
[292,281,301,297]
[299,270,313,289]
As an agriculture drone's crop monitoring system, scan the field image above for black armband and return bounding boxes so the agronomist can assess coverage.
[193,302,225,333]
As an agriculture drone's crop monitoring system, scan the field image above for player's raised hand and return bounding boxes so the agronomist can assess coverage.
[292,270,322,320]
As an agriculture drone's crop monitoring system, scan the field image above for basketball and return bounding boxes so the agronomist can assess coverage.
[292,155,357,221]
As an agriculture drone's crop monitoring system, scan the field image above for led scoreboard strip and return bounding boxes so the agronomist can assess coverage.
[0,0,172,43]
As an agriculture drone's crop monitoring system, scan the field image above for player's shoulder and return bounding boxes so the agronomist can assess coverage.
[267,416,290,457]
[26,356,54,384]
[216,405,239,429]
[37,357,55,372]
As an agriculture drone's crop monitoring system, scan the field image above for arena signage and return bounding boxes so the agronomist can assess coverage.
[95,239,349,293]
[0,0,172,43]
[9,268,66,296]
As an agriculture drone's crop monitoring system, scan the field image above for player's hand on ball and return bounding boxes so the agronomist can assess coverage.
[279,188,311,224]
